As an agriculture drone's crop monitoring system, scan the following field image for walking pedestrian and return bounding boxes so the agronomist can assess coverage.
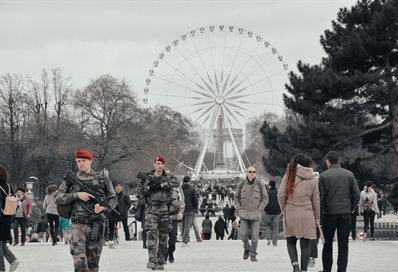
[235,166,268,262]
[43,185,59,245]
[0,165,19,272]
[181,176,198,247]
[359,181,379,241]
[55,148,118,272]
[278,153,320,272]
[214,215,229,240]
[138,156,179,270]
[13,188,32,247]
[201,214,212,240]
[114,184,132,241]
[264,180,281,246]
[319,151,360,272]
[164,180,184,263]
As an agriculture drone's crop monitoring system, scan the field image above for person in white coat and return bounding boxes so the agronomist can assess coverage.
[359,181,379,241]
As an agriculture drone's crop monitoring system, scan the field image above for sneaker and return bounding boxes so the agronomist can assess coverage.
[10,259,20,272]
[181,242,189,247]
[196,238,203,242]
[266,240,271,245]
[12,243,18,246]
[108,243,116,249]
[250,255,257,262]
[308,257,316,267]
[21,242,25,246]
[243,249,250,260]
[370,237,375,241]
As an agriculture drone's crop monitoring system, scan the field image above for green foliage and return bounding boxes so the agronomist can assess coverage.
[261,0,398,181]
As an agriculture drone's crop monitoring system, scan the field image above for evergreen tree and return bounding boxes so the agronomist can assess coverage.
[261,0,398,181]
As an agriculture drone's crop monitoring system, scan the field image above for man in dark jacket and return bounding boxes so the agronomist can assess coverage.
[263,180,281,246]
[181,176,198,247]
[319,151,360,272]
[115,184,132,241]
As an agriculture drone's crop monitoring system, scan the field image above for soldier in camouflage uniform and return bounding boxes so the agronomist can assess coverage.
[140,156,179,271]
[55,149,117,272]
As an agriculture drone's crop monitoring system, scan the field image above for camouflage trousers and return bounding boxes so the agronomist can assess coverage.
[146,204,170,266]
[69,221,104,272]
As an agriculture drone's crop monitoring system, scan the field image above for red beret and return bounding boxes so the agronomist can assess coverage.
[154,155,165,164]
[75,149,93,160]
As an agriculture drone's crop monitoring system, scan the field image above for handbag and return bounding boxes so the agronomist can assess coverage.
[134,199,145,222]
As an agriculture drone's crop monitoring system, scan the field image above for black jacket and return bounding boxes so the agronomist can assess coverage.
[214,218,229,236]
[264,187,281,215]
[117,192,132,219]
[182,183,198,213]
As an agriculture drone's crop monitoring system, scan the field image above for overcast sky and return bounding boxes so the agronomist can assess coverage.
[0,0,358,109]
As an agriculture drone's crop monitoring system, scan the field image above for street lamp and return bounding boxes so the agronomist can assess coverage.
[26,176,38,201]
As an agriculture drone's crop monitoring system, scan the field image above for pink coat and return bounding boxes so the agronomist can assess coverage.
[278,165,320,239]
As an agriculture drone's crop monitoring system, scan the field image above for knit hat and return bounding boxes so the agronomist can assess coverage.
[183,176,191,183]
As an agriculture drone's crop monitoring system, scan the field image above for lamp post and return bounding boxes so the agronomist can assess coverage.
[26,176,38,201]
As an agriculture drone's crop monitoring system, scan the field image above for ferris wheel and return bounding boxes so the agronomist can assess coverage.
[143,25,288,180]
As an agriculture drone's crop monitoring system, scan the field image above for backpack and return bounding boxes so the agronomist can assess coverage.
[0,184,17,215]
[362,197,373,212]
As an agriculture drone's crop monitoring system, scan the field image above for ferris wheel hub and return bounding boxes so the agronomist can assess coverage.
[215,96,225,105]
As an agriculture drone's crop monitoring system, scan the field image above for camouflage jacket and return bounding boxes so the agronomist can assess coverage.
[55,170,117,220]
[140,170,179,206]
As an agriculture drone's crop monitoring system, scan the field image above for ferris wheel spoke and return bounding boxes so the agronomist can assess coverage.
[150,75,197,93]
[188,34,212,78]
[190,100,214,107]
[194,103,217,122]
[172,45,213,87]
[222,104,240,124]
[226,94,247,101]
[214,71,221,95]
[224,78,245,97]
[245,69,288,89]
[233,41,262,85]
[221,72,231,95]
[199,104,217,124]
[200,76,217,96]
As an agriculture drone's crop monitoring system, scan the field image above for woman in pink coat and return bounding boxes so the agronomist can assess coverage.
[278,153,320,272]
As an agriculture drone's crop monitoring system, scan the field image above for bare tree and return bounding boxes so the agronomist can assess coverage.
[73,74,140,169]
[0,73,30,183]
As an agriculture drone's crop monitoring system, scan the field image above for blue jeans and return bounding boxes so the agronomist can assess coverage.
[0,241,16,271]
[264,213,280,245]
[182,212,195,243]
[240,219,260,256]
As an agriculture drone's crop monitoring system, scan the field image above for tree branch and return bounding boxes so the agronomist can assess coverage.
[334,119,392,147]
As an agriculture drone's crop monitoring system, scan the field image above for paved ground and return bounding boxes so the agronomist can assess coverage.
[5,214,398,272]
[7,232,398,272]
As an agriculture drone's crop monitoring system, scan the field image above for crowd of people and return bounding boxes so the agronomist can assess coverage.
[1,148,398,272]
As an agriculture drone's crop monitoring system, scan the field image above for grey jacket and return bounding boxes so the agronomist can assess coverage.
[319,164,360,216]
[234,178,269,220]
[43,192,59,215]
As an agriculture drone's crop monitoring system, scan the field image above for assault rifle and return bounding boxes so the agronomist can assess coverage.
[64,171,120,215]
[136,171,173,192]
